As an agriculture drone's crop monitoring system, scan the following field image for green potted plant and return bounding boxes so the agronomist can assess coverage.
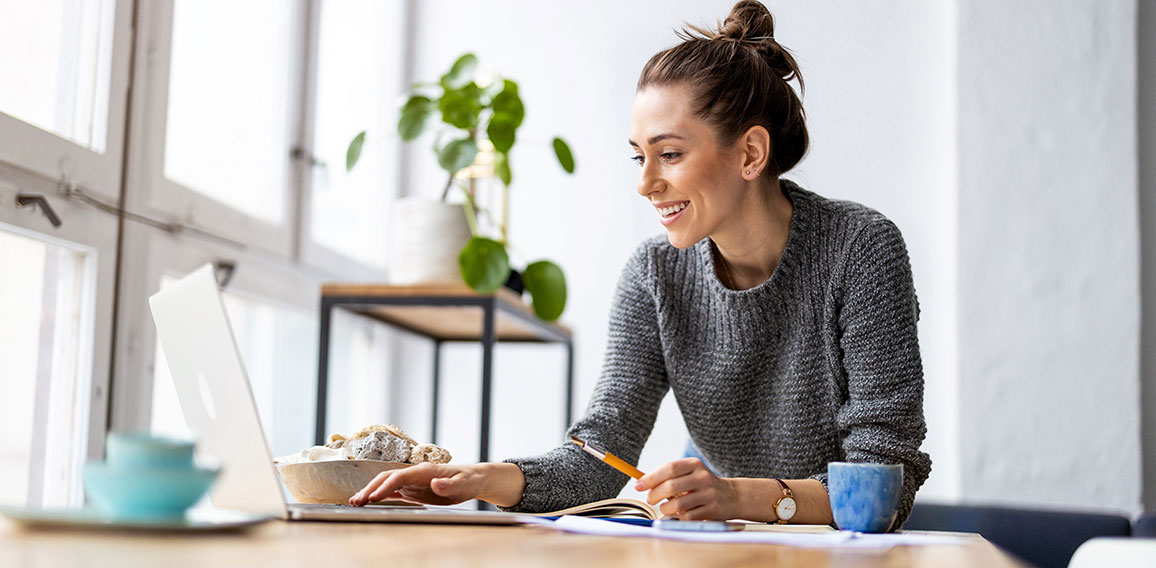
[347,53,574,322]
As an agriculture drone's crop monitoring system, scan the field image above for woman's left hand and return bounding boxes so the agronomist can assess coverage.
[634,458,739,521]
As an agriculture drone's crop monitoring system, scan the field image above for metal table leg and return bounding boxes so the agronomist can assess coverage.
[431,340,441,446]
[565,341,574,433]
[478,300,496,511]
[315,298,334,446]
[479,299,496,464]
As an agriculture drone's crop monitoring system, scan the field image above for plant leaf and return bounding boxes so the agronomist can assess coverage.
[553,137,575,174]
[346,131,366,172]
[438,83,483,129]
[523,260,567,321]
[494,151,512,186]
[398,96,433,141]
[441,53,478,90]
[486,114,517,154]
[459,237,509,293]
[492,85,524,128]
[438,138,479,175]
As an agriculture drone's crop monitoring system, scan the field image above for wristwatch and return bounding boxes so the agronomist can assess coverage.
[772,478,796,524]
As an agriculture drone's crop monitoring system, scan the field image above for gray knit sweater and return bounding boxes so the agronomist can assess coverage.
[501,180,931,528]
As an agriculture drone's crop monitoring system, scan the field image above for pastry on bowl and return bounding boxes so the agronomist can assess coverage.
[274,424,452,505]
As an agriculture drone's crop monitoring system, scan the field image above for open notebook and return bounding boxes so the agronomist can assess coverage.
[527,498,661,520]
[525,498,837,533]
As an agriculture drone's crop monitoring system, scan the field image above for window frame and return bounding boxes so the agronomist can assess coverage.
[296,0,401,281]
[0,171,117,507]
[112,0,405,434]
[129,0,308,259]
[0,0,133,202]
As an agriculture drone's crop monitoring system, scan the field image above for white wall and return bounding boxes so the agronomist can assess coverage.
[956,0,1140,513]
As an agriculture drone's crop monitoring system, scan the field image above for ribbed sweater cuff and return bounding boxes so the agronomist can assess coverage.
[495,458,546,513]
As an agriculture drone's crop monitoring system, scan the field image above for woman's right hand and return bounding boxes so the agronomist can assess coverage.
[349,462,486,507]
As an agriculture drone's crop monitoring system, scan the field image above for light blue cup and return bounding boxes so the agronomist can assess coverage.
[828,461,903,533]
[83,432,218,520]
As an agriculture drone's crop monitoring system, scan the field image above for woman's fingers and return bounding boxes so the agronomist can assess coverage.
[367,465,436,501]
[639,459,710,505]
[349,464,438,506]
[658,490,712,518]
[635,458,702,491]
[350,470,395,506]
[645,471,708,506]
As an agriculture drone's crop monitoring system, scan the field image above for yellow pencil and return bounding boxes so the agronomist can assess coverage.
[570,436,646,479]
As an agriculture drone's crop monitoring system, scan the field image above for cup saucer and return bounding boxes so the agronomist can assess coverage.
[0,505,273,533]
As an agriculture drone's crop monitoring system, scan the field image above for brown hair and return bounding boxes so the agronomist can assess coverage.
[637,1,808,176]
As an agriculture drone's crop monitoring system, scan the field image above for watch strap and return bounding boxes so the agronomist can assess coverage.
[772,478,794,524]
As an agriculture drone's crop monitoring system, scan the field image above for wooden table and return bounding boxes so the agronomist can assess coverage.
[315,283,574,464]
[0,518,1025,567]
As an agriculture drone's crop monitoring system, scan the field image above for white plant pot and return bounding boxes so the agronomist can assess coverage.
[389,197,471,285]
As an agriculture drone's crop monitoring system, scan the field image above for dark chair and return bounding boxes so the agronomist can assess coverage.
[902,503,1132,568]
[1134,513,1156,538]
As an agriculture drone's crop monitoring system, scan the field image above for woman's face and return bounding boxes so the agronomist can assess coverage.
[630,83,747,249]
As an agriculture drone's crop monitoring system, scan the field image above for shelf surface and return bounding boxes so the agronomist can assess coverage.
[320,282,571,342]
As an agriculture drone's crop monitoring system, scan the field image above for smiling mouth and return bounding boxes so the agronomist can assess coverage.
[657,201,689,218]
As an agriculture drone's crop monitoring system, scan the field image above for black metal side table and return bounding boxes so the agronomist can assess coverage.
[314,283,574,467]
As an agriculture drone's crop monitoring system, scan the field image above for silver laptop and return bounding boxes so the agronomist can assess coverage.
[149,264,532,525]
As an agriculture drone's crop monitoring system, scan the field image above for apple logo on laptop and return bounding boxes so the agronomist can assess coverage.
[197,373,217,421]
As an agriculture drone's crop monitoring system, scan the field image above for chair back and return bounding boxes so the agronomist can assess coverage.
[903,503,1131,568]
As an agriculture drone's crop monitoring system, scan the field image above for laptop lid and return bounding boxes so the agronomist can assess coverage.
[149,264,286,518]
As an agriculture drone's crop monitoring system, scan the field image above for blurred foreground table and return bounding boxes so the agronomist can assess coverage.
[0,518,1025,568]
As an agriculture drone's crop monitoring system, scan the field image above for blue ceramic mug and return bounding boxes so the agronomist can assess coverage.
[828,461,903,533]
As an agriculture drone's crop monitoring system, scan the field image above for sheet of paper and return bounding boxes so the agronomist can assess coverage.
[549,516,973,549]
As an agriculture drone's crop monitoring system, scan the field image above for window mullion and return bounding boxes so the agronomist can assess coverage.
[291,0,321,265]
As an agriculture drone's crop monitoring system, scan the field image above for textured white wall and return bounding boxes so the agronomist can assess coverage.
[398,0,961,502]
[956,0,1141,513]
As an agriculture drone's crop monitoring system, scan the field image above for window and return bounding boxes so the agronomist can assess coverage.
[0,0,412,509]
[0,0,126,509]
[0,0,115,152]
[307,0,406,269]
[163,0,296,225]
[0,227,95,508]
[0,0,131,199]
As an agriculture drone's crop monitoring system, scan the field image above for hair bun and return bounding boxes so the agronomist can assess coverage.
[719,0,775,41]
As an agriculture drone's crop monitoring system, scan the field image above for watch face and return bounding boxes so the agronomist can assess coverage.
[776,497,797,520]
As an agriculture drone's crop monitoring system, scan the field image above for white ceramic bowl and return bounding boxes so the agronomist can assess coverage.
[276,460,411,504]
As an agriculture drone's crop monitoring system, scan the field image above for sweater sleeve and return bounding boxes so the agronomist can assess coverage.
[497,244,670,513]
[831,219,932,531]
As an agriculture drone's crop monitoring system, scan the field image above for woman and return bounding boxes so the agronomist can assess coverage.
[351,1,930,529]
